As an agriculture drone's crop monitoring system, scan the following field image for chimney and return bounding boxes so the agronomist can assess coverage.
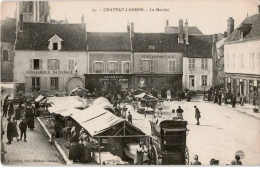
[131,22,134,37]
[166,20,169,27]
[184,19,189,44]
[227,17,234,36]
[178,19,184,43]
[127,20,130,33]
[224,31,228,38]
[81,14,85,24]
[19,13,23,31]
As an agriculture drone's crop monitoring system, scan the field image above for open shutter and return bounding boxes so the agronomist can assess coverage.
[116,62,119,73]
[150,60,154,72]
[39,59,42,69]
[40,77,46,91]
[46,77,50,92]
[140,59,143,72]
[173,60,176,71]
[102,62,105,73]
[59,77,64,91]
[57,60,60,70]
[47,59,50,70]
[25,77,32,92]
[92,62,95,73]
[30,59,33,69]
[168,60,172,72]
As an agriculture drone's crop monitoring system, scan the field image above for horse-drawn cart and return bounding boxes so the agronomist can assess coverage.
[149,120,189,165]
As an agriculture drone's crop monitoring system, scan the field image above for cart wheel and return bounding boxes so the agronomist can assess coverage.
[184,147,189,165]
[150,145,158,165]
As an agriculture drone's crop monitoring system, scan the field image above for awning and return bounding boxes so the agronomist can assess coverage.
[71,106,145,137]
[35,95,45,102]
[69,86,89,95]
[134,93,146,98]
[47,96,87,114]
[92,97,115,114]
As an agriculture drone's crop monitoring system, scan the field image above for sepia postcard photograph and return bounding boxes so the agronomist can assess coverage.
[0,0,260,166]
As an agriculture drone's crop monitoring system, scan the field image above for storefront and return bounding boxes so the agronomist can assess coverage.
[85,74,133,93]
[133,74,182,94]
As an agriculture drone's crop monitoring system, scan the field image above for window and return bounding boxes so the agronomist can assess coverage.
[32,77,40,91]
[50,77,59,90]
[168,59,176,72]
[68,59,75,70]
[53,43,58,50]
[108,62,119,74]
[189,75,195,87]
[201,58,208,69]
[141,59,154,72]
[188,59,195,69]
[122,61,130,74]
[3,50,8,61]
[93,62,104,73]
[201,75,207,86]
[48,59,59,70]
[149,45,155,50]
[33,59,40,70]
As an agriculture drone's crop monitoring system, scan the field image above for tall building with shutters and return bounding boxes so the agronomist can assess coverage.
[85,30,133,93]
[14,21,87,96]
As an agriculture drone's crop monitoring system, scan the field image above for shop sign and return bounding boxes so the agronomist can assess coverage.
[103,75,124,79]
[141,54,176,59]
[26,70,73,74]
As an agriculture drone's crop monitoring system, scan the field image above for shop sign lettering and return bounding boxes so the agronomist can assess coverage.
[26,70,73,74]
[103,75,124,79]
[141,54,175,59]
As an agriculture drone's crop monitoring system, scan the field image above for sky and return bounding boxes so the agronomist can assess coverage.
[1,0,259,34]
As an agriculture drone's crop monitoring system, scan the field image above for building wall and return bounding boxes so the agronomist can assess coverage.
[14,50,87,96]
[224,39,260,75]
[133,53,183,74]
[183,57,213,91]
[88,52,132,74]
[1,42,14,82]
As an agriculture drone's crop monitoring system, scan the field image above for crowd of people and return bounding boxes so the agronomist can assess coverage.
[190,154,243,165]
[2,95,37,145]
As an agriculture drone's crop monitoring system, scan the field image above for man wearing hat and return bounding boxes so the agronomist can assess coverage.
[194,106,201,125]
[191,155,201,165]
[176,106,184,120]
[19,118,28,142]
[230,155,242,165]
[6,118,13,144]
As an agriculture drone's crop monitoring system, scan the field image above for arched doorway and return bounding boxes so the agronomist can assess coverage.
[66,77,84,94]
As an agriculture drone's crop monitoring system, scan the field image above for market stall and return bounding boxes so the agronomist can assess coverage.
[134,93,158,114]
[69,86,89,98]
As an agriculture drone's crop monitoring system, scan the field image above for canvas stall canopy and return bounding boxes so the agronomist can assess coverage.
[47,96,87,115]
[34,95,46,102]
[92,97,115,114]
[69,86,89,96]
[71,106,145,137]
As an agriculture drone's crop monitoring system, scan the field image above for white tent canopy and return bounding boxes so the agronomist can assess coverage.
[35,95,45,102]
[71,106,124,136]
[69,86,89,95]
[47,96,87,114]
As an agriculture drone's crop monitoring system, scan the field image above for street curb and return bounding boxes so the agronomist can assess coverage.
[36,117,73,165]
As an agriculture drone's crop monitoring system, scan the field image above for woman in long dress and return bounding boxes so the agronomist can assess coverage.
[69,132,80,162]
[166,90,171,101]
[25,103,35,130]
[12,117,19,142]
[15,103,22,120]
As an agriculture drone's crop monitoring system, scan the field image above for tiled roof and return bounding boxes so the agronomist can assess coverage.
[1,18,16,42]
[184,35,214,58]
[165,26,203,35]
[225,14,260,43]
[16,22,87,51]
[132,33,185,52]
[87,32,131,51]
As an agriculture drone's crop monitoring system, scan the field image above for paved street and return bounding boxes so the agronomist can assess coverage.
[126,97,260,165]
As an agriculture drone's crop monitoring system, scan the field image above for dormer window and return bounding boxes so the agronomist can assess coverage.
[149,45,155,50]
[238,23,252,40]
[48,34,63,51]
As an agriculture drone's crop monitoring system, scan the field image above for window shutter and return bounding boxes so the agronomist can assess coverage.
[140,60,143,72]
[92,62,95,73]
[102,62,105,73]
[47,59,50,70]
[30,59,33,69]
[25,77,32,92]
[173,60,176,71]
[40,77,46,91]
[45,77,50,91]
[39,59,42,69]
[57,60,60,70]
[129,62,132,74]
[116,62,119,73]
[205,59,208,69]
[150,60,154,72]
[168,60,172,72]
[59,77,64,91]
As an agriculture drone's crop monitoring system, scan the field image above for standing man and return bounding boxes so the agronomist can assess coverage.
[127,111,132,124]
[176,106,184,120]
[136,140,146,165]
[190,155,202,165]
[232,94,236,108]
[8,100,14,118]
[19,119,27,142]
[6,118,13,144]
[194,106,201,125]
[218,92,222,105]
[3,95,9,117]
